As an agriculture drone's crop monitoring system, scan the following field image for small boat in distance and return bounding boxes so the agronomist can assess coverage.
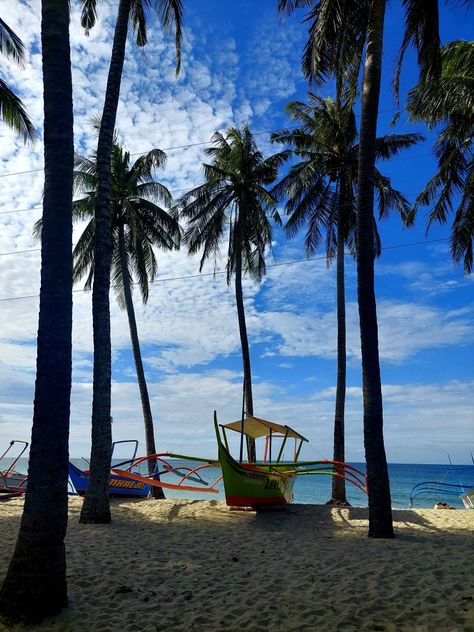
[0,440,28,498]
[215,411,368,509]
[409,454,474,509]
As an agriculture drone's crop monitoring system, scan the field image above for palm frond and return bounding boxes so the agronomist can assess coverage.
[394,0,441,99]
[73,218,96,288]
[451,158,474,273]
[0,78,36,142]
[374,133,424,160]
[278,0,313,15]
[131,198,181,250]
[374,169,410,223]
[155,0,183,75]
[79,0,98,34]
[135,182,173,207]
[408,41,474,124]
[0,18,25,65]
[130,0,148,46]
[112,235,128,309]
[300,0,368,86]
[72,196,95,221]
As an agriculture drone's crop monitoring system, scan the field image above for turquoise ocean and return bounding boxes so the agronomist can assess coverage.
[3,457,474,510]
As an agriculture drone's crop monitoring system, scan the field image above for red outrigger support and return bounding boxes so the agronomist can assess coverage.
[111,452,222,494]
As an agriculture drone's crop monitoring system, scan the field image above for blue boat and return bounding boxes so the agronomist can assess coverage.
[68,440,151,498]
[409,454,474,509]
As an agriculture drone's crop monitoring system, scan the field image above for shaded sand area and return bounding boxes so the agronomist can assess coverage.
[0,497,473,631]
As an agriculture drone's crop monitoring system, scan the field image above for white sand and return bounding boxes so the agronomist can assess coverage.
[0,497,473,631]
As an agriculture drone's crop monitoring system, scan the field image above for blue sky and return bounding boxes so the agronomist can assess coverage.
[0,0,472,464]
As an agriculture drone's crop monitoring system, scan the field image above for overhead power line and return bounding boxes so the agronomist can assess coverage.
[0,184,425,223]
[0,105,421,183]
[0,237,450,304]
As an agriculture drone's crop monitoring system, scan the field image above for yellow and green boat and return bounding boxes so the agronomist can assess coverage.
[216,412,305,508]
[215,411,368,508]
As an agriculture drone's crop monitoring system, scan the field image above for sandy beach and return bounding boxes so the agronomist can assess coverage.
[0,497,473,631]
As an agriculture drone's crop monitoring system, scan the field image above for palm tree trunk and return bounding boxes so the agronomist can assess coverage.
[117,225,164,499]
[356,0,393,538]
[0,0,73,621]
[80,0,132,524]
[234,243,256,462]
[328,179,349,505]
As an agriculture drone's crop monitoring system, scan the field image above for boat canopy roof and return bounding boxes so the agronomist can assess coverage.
[221,416,308,442]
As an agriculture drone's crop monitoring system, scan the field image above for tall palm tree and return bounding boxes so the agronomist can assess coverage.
[71,143,180,496]
[0,17,36,141]
[407,40,474,273]
[278,0,470,537]
[175,126,288,462]
[78,0,182,524]
[272,95,421,504]
[0,0,73,622]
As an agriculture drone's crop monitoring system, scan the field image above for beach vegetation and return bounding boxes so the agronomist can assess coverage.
[33,140,181,499]
[278,0,471,538]
[174,125,289,462]
[272,94,422,505]
[77,0,182,524]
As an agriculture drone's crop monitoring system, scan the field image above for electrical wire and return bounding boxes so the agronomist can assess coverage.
[0,236,450,304]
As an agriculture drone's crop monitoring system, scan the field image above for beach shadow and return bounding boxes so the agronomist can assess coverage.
[250,502,473,541]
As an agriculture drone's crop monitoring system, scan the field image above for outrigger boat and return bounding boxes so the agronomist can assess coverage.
[69,440,152,497]
[69,440,222,498]
[214,412,368,508]
[0,441,28,498]
[409,454,474,509]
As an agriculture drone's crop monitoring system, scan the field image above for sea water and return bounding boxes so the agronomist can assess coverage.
[3,458,473,509]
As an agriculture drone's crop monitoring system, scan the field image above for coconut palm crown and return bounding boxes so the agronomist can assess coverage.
[408,40,474,273]
[71,144,180,305]
[272,95,422,255]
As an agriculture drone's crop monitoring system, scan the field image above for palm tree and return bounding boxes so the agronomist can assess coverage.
[78,0,182,524]
[71,143,180,496]
[272,95,421,504]
[407,40,474,273]
[175,126,288,462]
[278,0,471,537]
[0,17,36,141]
[0,0,73,621]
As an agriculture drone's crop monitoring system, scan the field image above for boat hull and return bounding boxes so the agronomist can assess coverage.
[68,462,150,498]
[218,440,296,508]
[0,471,27,494]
